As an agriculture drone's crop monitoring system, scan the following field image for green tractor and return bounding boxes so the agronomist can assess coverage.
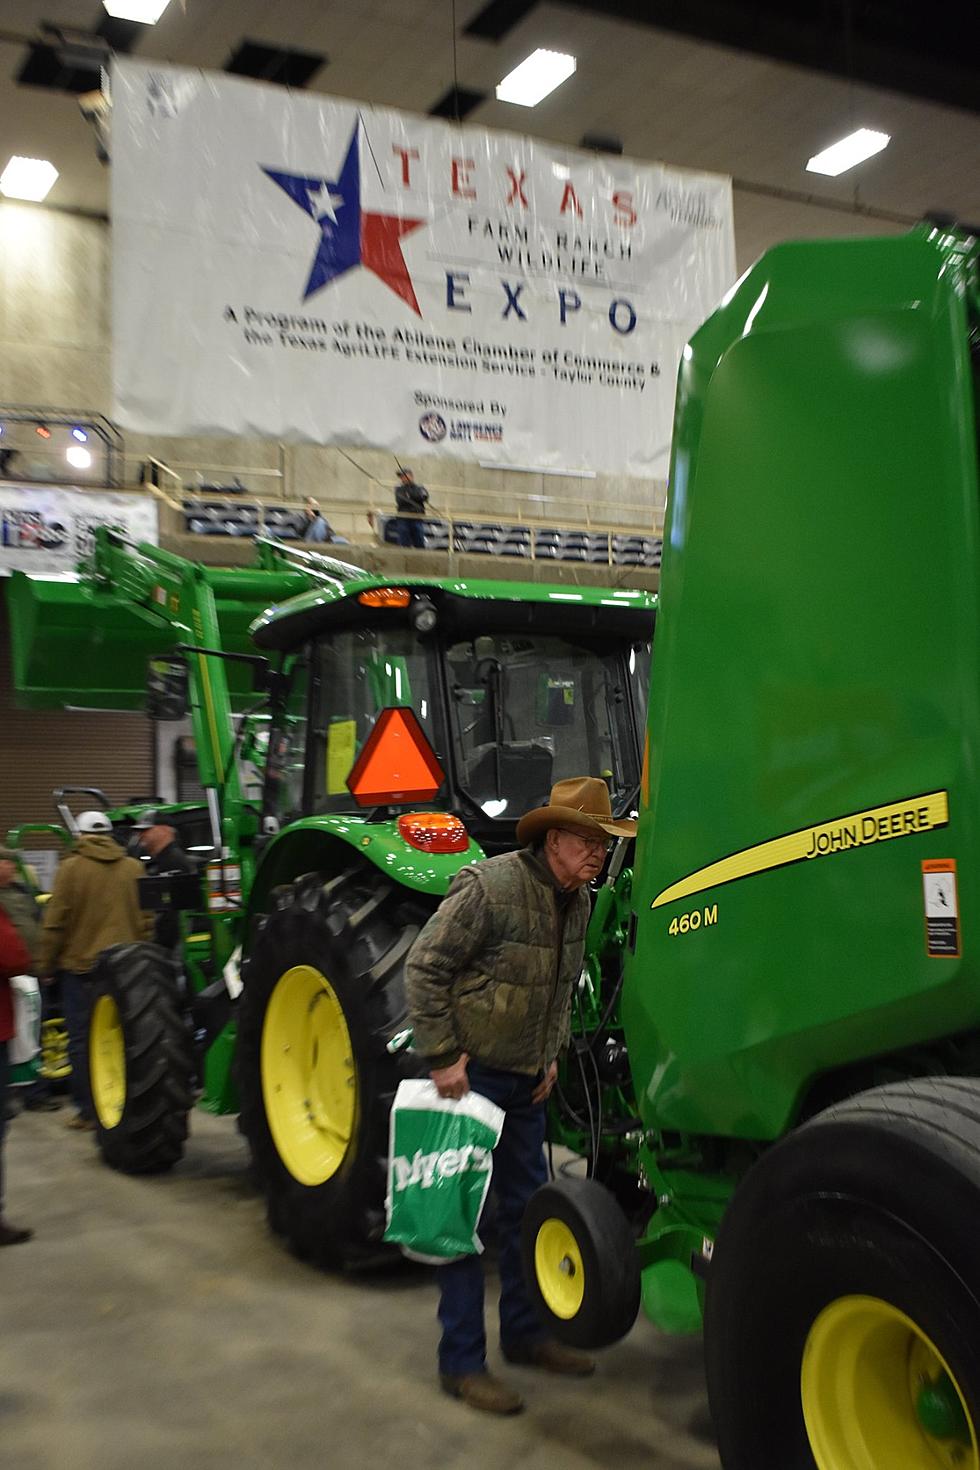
[6,531,654,1264]
[517,220,980,1470]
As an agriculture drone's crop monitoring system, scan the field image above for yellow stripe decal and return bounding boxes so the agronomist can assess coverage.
[651,791,949,910]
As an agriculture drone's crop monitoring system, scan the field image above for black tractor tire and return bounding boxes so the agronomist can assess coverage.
[704,1078,980,1469]
[89,942,195,1174]
[237,861,432,1268]
[521,1175,640,1349]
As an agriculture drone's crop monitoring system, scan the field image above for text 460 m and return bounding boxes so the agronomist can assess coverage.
[668,904,718,937]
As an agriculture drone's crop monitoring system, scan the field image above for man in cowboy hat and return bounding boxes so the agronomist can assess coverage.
[405,776,636,1416]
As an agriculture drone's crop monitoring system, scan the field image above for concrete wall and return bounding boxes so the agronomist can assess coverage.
[0,187,903,538]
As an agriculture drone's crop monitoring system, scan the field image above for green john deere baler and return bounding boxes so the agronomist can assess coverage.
[521,221,980,1470]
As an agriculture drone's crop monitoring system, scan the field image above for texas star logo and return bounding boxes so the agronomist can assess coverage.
[262,121,426,314]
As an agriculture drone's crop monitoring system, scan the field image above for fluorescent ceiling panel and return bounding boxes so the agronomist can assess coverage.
[806,128,890,176]
[496,49,576,106]
[0,156,59,201]
[103,0,172,20]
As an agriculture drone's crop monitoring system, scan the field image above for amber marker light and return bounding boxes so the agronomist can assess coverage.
[357,588,411,608]
[397,813,469,854]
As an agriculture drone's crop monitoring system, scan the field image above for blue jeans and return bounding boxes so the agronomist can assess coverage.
[390,517,426,548]
[0,1039,8,1212]
[62,972,94,1121]
[436,1061,548,1376]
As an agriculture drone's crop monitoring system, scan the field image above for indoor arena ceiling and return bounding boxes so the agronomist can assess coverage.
[0,0,977,224]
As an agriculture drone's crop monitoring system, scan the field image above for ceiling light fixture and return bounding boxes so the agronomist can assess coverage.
[806,128,890,177]
[66,446,92,470]
[102,0,173,21]
[72,427,88,442]
[496,49,576,107]
[0,156,59,202]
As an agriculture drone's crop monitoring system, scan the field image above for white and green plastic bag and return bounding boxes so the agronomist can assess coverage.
[383,1078,505,1264]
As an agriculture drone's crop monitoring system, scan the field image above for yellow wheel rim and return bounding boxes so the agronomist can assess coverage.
[535,1217,586,1320]
[261,965,357,1187]
[802,1294,979,1470]
[90,994,126,1130]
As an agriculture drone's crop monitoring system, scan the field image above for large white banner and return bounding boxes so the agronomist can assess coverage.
[0,485,158,576]
[111,60,735,478]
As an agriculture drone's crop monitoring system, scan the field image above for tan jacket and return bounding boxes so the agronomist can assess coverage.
[38,836,152,975]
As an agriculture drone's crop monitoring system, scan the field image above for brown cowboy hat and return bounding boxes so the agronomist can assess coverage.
[516,776,637,846]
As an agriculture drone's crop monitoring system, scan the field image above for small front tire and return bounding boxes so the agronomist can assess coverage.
[521,1176,640,1349]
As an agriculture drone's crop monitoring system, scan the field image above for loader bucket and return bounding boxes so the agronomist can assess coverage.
[5,571,272,711]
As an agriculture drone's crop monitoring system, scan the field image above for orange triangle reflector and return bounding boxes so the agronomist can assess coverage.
[346,707,445,807]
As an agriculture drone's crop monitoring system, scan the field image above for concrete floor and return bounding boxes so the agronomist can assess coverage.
[3,1105,720,1470]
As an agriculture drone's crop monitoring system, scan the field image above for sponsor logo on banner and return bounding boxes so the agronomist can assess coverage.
[418,412,446,443]
[111,60,737,476]
[1,510,68,551]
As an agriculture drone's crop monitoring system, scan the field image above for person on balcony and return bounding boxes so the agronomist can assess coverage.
[390,468,429,548]
[302,499,334,543]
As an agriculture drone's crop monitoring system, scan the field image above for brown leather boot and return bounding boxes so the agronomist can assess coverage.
[0,1220,33,1246]
[439,1371,525,1415]
[502,1339,596,1376]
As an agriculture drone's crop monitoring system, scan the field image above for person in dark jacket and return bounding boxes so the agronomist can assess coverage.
[0,903,33,1244]
[38,812,152,1131]
[132,814,198,877]
[391,468,429,548]
[405,776,636,1415]
[132,814,199,949]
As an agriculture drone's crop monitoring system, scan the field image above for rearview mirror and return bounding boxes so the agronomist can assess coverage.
[146,657,189,721]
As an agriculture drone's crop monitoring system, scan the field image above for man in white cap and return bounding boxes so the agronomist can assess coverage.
[38,812,151,1130]
[405,776,636,1415]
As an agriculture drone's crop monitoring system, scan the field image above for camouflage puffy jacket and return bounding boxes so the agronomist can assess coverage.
[405,846,590,1076]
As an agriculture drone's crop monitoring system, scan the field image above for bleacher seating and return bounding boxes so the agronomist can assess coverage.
[376,516,662,568]
[180,497,662,569]
[182,498,306,540]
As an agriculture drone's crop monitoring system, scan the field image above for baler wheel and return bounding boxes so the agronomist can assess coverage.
[521,1175,640,1349]
[89,942,194,1173]
[237,861,430,1268]
[704,1077,980,1469]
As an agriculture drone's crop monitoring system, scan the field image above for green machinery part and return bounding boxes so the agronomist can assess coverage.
[621,222,980,1333]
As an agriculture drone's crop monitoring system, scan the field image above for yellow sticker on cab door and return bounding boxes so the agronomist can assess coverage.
[326,720,358,795]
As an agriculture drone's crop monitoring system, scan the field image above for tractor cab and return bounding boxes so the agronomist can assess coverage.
[251,576,655,854]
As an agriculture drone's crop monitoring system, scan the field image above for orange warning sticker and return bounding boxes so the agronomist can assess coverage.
[346,707,444,807]
[922,859,960,959]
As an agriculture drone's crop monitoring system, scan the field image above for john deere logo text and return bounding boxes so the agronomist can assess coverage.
[652,791,949,910]
[804,799,939,858]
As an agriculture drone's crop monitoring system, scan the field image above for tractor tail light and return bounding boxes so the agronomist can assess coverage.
[397,812,469,854]
[358,588,411,608]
